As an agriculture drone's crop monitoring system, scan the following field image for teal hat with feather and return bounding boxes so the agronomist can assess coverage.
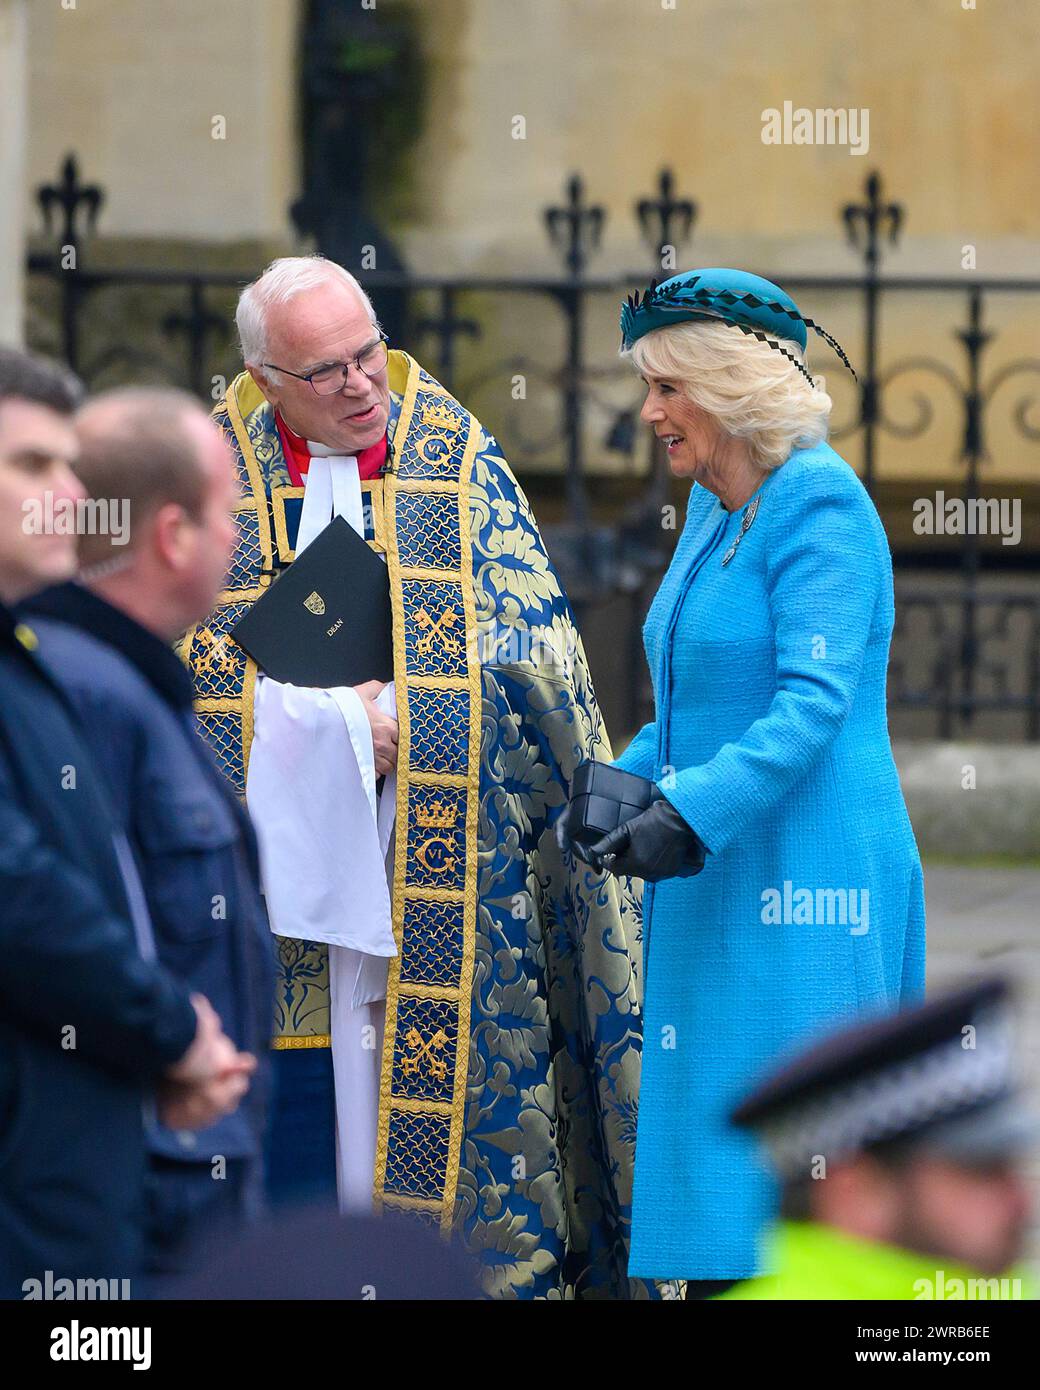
[620,267,856,384]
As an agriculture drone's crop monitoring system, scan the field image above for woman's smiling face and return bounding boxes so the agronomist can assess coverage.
[638,373,726,480]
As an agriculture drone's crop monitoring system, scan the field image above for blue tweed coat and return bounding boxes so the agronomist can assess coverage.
[615,441,925,1280]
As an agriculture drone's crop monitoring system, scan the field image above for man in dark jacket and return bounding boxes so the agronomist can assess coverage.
[0,350,255,1298]
[25,386,275,1280]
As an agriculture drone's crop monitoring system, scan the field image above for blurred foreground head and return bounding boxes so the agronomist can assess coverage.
[74,387,238,640]
[0,348,84,604]
[172,1206,480,1301]
[733,978,1035,1276]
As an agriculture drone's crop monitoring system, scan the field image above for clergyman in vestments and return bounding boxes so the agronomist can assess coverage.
[183,255,662,1298]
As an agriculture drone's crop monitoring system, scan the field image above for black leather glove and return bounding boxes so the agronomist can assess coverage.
[555,794,602,867]
[587,797,706,882]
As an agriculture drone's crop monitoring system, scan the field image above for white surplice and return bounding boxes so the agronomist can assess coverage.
[245,444,397,1212]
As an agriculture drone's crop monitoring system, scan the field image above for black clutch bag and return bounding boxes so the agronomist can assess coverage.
[567,760,665,859]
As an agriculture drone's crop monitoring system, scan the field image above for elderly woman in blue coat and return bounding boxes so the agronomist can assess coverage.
[559,269,926,1285]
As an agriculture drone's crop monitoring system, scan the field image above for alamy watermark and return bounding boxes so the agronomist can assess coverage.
[22,492,130,546]
[912,491,1021,546]
[23,1269,130,1300]
[761,881,869,935]
[50,1322,151,1371]
[761,102,869,157]
[912,1269,1023,1300]
[476,622,579,679]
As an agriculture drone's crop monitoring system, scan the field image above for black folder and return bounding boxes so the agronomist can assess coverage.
[230,515,393,688]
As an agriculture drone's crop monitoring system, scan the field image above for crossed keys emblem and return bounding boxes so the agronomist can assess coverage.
[192,626,237,677]
[414,606,462,656]
[402,1026,449,1082]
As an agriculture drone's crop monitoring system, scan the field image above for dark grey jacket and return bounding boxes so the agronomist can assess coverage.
[0,600,197,1295]
[26,584,274,1173]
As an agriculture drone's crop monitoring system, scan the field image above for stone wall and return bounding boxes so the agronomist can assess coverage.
[26,0,299,243]
[0,0,27,344]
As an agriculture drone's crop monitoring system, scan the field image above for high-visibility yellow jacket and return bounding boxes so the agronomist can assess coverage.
[719,1222,1033,1300]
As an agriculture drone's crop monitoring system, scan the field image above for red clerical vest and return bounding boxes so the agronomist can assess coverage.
[275,412,387,486]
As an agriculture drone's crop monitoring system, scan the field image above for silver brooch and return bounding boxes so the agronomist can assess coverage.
[721,494,761,567]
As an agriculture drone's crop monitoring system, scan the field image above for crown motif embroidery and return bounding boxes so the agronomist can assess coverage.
[420,402,459,432]
[416,799,458,830]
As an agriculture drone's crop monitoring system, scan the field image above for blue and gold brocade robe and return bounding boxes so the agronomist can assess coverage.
[184,351,657,1298]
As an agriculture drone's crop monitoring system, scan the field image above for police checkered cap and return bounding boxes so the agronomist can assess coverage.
[731,979,1020,1179]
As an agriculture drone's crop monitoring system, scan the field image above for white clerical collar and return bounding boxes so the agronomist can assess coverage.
[296,451,364,553]
[307,440,356,460]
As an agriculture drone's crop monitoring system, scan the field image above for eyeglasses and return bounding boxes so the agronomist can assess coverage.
[263,332,389,396]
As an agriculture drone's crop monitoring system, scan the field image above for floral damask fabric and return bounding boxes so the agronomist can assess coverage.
[189,359,667,1298]
[460,435,655,1297]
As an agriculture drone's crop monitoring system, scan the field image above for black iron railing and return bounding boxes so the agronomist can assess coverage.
[25,157,1040,738]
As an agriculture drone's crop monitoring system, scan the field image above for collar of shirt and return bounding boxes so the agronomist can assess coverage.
[275,411,388,487]
[21,581,196,710]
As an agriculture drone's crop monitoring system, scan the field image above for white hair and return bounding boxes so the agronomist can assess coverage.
[236,255,379,367]
[624,319,832,470]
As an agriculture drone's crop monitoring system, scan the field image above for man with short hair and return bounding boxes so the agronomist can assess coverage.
[185,254,657,1297]
[0,349,252,1296]
[26,387,274,1279]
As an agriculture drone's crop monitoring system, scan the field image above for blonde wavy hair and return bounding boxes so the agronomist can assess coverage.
[624,319,833,470]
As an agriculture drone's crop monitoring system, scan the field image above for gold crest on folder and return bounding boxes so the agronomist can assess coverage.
[303,590,326,616]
